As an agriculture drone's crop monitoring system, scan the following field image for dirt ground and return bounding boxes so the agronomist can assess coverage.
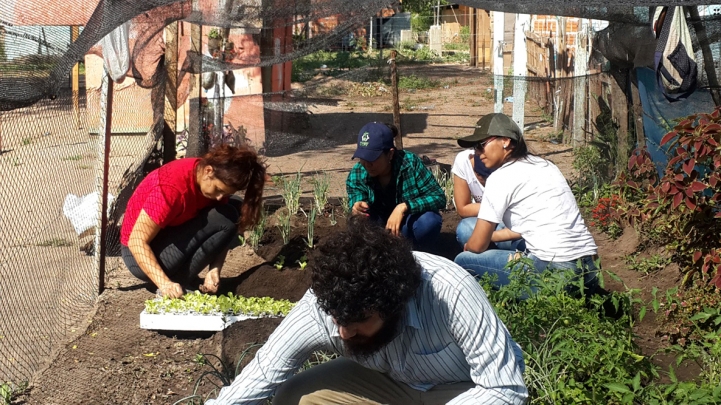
[9,63,695,403]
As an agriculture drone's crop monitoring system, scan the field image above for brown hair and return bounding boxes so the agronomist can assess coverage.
[199,144,267,232]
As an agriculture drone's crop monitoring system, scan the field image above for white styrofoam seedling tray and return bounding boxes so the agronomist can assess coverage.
[139,310,273,331]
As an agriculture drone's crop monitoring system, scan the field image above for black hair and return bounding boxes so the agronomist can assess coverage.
[310,216,422,325]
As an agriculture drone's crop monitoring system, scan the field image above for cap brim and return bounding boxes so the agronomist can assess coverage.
[352,148,383,161]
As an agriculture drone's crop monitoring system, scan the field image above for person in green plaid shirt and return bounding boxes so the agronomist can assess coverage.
[346,122,445,251]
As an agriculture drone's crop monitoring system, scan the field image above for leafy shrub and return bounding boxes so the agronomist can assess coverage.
[481,264,658,404]
[612,108,721,287]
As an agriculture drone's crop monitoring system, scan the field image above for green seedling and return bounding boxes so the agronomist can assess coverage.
[248,209,267,251]
[274,255,285,270]
[296,255,308,270]
[340,193,351,216]
[237,235,246,247]
[276,211,291,245]
[312,171,331,213]
[277,170,303,215]
[63,154,83,161]
[144,290,295,316]
[305,206,317,249]
[330,209,337,226]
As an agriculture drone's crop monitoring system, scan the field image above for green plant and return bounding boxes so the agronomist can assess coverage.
[207,28,222,39]
[248,210,267,251]
[397,74,440,91]
[1,381,27,405]
[296,255,308,270]
[654,283,721,346]
[276,171,303,216]
[612,108,721,287]
[305,206,316,249]
[144,291,295,316]
[311,172,331,213]
[572,145,606,203]
[481,262,659,404]
[183,345,263,404]
[329,208,337,226]
[625,253,671,276]
[276,210,291,245]
[340,193,351,216]
[21,137,32,145]
[63,154,83,161]
[431,169,454,210]
[274,255,285,270]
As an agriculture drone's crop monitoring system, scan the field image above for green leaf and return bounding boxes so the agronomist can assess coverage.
[605,383,632,393]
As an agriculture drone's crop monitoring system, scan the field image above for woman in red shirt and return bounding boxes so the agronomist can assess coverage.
[120,144,266,298]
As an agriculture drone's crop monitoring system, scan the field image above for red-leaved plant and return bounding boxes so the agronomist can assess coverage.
[614,108,721,288]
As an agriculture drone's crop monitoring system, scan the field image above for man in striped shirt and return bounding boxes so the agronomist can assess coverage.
[208,217,528,404]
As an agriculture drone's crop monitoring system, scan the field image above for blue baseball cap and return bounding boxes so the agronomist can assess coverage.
[352,122,395,161]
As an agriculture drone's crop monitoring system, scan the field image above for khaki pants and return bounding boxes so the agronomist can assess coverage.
[273,358,474,405]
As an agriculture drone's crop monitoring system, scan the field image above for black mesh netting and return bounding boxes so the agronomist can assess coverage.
[2,0,721,403]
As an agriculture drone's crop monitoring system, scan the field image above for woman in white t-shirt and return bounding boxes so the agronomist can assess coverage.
[451,149,525,251]
[453,113,599,292]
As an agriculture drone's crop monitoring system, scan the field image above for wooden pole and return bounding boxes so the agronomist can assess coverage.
[390,50,403,150]
[163,22,179,163]
[95,71,114,296]
[71,26,80,129]
[187,23,204,157]
[469,8,477,67]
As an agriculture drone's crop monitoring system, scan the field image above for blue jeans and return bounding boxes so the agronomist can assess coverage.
[454,250,599,292]
[369,210,442,252]
[455,217,526,251]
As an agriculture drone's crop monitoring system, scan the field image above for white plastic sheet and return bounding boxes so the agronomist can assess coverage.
[62,192,116,236]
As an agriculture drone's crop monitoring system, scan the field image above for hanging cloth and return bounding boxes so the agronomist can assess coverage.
[653,6,697,101]
[100,22,131,83]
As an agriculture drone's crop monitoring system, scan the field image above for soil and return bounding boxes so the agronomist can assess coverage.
[14,63,700,404]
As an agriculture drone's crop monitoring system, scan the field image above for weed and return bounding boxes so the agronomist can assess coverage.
[21,137,32,145]
[397,74,439,91]
[329,209,337,226]
[77,164,91,170]
[63,154,83,161]
[181,346,263,404]
[625,253,671,275]
[36,237,73,247]
[311,172,331,213]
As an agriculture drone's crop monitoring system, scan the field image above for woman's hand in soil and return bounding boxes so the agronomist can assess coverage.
[200,269,221,294]
[158,282,184,298]
[386,203,408,237]
[352,201,370,216]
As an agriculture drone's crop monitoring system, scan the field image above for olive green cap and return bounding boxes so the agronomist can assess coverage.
[457,113,523,148]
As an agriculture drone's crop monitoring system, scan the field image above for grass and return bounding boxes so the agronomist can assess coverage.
[397,74,440,91]
[63,155,83,161]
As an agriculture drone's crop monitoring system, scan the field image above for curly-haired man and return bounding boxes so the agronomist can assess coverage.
[208,217,528,404]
